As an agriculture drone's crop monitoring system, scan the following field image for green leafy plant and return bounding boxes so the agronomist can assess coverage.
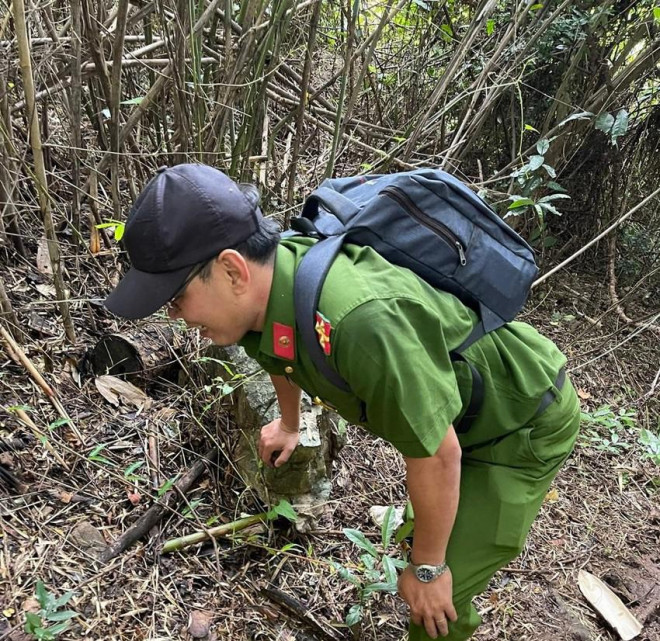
[96,219,125,242]
[24,581,77,640]
[639,428,660,466]
[331,506,407,626]
[580,405,637,455]
[507,137,571,232]
[87,443,114,466]
[595,109,629,146]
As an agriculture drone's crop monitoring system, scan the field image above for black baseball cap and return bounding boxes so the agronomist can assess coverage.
[104,164,262,319]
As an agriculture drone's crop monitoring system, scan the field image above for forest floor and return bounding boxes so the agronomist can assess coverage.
[1,245,659,641]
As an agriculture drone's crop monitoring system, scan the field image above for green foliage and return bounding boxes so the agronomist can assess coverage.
[24,581,77,640]
[123,460,146,482]
[194,357,248,413]
[332,506,407,628]
[595,109,630,146]
[87,444,114,466]
[580,405,637,455]
[507,137,571,233]
[265,499,298,522]
[96,220,125,242]
[157,474,180,497]
[48,418,72,431]
[639,429,660,466]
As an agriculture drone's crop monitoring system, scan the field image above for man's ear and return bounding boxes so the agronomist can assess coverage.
[217,250,250,292]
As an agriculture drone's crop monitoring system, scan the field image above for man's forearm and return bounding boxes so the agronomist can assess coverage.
[269,374,302,430]
[404,425,462,565]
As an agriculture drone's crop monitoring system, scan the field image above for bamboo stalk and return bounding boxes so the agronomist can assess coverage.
[286,0,321,213]
[324,0,360,178]
[69,0,83,244]
[162,512,267,553]
[12,0,76,345]
[110,0,131,219]
[330,0,396,167]
[402,0,498,161]
[100,447,219,562]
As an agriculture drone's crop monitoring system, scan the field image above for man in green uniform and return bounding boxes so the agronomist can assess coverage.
[106,165,581,640]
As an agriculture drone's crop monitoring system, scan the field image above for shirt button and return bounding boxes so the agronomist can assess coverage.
[285,366,294,374]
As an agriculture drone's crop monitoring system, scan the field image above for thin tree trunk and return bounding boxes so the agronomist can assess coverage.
[70,0,83,243]
[13,0,76,344]
[110,0,131,219]
[286,0,321,215]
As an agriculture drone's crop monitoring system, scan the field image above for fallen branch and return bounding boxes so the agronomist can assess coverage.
[99,446,219,562]
[260,586,345,641]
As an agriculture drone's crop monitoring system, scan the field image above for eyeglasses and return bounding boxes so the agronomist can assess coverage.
[168,260,208,305]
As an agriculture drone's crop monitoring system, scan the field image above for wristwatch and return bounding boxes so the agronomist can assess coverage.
[409,561,449,583]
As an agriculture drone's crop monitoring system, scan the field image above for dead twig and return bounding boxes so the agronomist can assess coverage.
[99,446,219,562]
[260,585,346,641]
[0,324,84,444]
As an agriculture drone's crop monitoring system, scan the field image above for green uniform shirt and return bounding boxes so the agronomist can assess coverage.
[239,237,566,458]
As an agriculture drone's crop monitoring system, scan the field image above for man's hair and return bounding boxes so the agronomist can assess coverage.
[199,183,280,280]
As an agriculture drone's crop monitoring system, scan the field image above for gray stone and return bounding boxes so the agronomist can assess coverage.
[201,344,344,531]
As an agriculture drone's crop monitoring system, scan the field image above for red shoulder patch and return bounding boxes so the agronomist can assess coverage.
[273,323,295,360]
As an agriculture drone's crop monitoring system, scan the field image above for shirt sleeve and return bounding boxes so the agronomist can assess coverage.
[332,296,463,457]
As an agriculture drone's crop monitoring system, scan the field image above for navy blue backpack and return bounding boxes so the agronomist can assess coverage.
[291,169,538,432]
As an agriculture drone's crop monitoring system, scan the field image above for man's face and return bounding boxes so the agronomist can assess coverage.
[167,251,257,346]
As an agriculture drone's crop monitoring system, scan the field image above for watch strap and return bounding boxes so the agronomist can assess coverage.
[410,561,448,582]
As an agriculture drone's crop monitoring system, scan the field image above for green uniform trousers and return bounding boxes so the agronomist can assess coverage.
[408,375,581,641]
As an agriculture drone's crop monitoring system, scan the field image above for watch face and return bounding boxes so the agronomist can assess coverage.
[416,566,436,582]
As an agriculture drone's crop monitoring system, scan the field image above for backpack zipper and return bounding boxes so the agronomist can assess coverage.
[381,186,467,266]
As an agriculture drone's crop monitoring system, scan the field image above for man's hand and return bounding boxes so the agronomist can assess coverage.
[398,565,457,638]
[258,418,299,468]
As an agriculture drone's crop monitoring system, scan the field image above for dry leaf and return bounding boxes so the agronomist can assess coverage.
[188,610,213,638]
[36,237,53,275]
[22,598,39,614]
[71,521,106,551]
[95,375,152,410]
[578,570,642,640]
[577,388,592,400]
[34,283,56,298]
[368,505,405,530]
[59,491,74,504]
[544,488,560,503]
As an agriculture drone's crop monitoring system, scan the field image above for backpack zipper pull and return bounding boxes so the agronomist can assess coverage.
[456,242,467,266]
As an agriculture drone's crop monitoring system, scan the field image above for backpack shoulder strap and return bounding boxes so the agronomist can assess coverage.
[294,235,351,392]
[449,322,486,434]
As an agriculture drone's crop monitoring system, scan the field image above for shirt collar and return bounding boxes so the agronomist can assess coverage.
[256,238,313,361]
